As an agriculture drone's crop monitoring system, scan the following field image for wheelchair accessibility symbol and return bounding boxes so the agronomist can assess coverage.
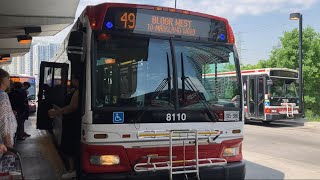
[113,112,124,123]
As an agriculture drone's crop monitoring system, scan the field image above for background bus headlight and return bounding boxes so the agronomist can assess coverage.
[223,146,240,157]
[90,155,120,165]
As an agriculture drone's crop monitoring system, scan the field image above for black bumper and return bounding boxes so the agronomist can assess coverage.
[265,113,302,121]
[81,161,245,180]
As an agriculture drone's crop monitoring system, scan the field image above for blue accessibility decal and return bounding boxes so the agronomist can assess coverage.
[264,102,270,106]
[113,112,124,123]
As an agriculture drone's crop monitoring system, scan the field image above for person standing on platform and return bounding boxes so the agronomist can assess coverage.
[0,69,17,147]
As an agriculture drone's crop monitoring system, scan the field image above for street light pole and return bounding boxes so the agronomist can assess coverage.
[290,13,304,116]
[298,15,303,116]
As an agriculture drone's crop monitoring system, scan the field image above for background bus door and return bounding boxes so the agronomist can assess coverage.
[248,77,256,117]
[257,76,265,117]
[247,76,265,119]
[36,62,69,131]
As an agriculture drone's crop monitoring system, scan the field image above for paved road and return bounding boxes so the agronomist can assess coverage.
[244,119,320,180]
[20,115,320,179]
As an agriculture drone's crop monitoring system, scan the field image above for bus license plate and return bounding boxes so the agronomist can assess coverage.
[224,111,239,121]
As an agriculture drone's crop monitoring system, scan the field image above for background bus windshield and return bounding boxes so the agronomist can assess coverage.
[270,78,298,98]
[27,82,36,100]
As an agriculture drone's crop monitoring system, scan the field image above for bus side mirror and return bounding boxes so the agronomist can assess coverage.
[267,79,273,86]
[67,31,86,62]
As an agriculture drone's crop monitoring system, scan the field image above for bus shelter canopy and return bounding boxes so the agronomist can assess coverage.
[0,0,79,65]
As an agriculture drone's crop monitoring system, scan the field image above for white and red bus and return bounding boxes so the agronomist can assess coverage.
[10,74,37,113]
[242,68,301,123]
[205,68,301,123]
[36,3,245,180]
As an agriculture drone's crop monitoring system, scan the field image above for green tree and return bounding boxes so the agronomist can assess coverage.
[203,64,211,74]
[269,27,320,113]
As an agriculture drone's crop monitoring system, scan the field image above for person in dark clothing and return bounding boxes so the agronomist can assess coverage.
[48,75,80,179]
[22,82,31,137]
[8,82,27,140]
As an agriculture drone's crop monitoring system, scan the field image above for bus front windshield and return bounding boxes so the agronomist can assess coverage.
[94,35,240,110]
[174,41,240,108]
[27,82,36,100]
[269,78,298,98]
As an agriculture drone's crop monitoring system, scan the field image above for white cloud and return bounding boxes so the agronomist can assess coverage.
[78,0,316,20]
[41,0,316,43]
[160,0,316,19]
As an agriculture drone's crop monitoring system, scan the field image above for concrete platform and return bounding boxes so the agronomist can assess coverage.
[14,115,64,180]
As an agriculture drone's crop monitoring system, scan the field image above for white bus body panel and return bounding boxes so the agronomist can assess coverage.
[81,122,244,147]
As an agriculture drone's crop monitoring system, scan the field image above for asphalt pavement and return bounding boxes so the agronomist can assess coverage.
[15,115,320,180]
[244,119,320,179]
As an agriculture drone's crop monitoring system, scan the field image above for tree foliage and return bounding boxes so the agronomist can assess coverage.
[241,27,320,114]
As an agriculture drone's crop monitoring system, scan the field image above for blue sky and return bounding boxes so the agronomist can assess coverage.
[38,0,320,65]
[231,2,320,64]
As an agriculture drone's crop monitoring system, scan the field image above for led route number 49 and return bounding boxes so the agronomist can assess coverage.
[120,12,136,29]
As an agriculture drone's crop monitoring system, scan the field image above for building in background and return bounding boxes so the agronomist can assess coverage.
[2,41,60,77]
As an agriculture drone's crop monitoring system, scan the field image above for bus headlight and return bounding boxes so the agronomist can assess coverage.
[90,155,120,165]
[223,146,240,157]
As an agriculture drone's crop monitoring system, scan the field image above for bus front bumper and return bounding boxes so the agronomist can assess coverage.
[265,113,303,121]
[81,161,245,180]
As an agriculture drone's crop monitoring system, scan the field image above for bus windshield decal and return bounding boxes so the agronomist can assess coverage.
[104,7,228,42]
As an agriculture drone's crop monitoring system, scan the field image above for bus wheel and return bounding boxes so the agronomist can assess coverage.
[244,119,250,124]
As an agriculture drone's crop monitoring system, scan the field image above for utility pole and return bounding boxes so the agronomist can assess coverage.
[290,13,304,116]
[175,0,177,9]
[235,32,244,61]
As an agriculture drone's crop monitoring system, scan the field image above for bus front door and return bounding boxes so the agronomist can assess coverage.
[247,76,265,119]
[248,77,256,117]
[257,77,265,117]
[36,62,69,131]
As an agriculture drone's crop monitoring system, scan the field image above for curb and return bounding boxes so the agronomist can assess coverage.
[304,122,320,128]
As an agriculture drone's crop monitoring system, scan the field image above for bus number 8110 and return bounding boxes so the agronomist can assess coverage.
[166,113,187,122]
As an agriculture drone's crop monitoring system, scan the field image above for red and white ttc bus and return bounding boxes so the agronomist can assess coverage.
[205,68,301,123]
[10,74,37,113]
[36,3,245,180]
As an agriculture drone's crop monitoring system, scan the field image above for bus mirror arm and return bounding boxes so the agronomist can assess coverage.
[209,133,222,143]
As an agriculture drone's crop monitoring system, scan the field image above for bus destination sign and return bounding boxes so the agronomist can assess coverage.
[104,7,228,41]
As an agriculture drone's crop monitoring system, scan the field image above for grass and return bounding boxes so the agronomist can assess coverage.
[305,110,320,122]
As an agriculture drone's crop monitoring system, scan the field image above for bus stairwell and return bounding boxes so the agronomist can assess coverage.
[134,129,227,180]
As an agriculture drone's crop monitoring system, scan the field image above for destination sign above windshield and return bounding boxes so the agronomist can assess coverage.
[104,7,228,42]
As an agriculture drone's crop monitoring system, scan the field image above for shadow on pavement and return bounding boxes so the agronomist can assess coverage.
[245,160,285,180]
[245,119,305,128]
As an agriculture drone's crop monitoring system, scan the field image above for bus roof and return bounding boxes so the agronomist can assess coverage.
[241,68,298,76]
[10,74,35,79]
[203,68,298,77]
[83,3,235,44]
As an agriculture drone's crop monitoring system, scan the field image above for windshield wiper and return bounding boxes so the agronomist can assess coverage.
[180,53,218,122]
[134,53,172,123]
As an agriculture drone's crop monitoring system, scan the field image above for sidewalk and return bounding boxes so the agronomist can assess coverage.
[304,121,320,128]
[14,116,64,180]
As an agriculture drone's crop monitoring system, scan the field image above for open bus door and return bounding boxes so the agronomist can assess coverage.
[36,62,69,131]
[247,76,265,120]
